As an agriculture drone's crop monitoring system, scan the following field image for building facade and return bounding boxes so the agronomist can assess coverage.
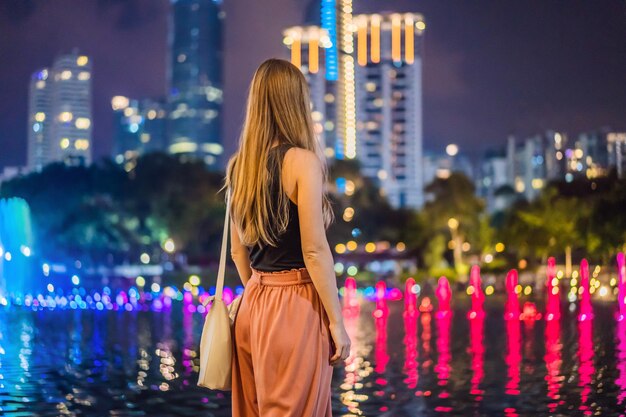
[607,132,626,179]
[353,13,426,209]
[506,130,566,201]
[27,51,92,172]
[111,96,167,168]
[167,0,224,168]
[282,25,337,157]
[476,149,512,213]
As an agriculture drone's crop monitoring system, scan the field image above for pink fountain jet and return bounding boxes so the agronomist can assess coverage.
[618,253,626,322]
[436,276,452,318]
[545,257,560,321]
[343,276,360,319]
[403,278,419,389]
[467,265,485,320]
[404,278,418,318]
[504,269,521,321]
[373,280,389,319]
[578,259,594,322]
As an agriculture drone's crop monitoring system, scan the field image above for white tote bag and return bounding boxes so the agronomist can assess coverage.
[198,190,243,390]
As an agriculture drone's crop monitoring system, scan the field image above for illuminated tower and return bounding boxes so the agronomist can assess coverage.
[282,26,336,156]
[354,13,426,209]
[111,96,168,169]
[168,0,223,168]
[27,69,51,172]
[27,50,93,172]
[335,0,356,160]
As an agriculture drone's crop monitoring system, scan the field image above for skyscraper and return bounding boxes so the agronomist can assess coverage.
[27,69,51,172]
[353,13,426,209]
[282,25,337,157]
[167,0,224,168]
[506,131,567,201]
[335,0,356,161]
[27,50,93,172]
[111,96,168,168]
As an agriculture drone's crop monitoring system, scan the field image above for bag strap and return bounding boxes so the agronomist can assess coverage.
[215,188,231,301]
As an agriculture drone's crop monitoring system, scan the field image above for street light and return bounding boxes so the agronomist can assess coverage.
[446,143,459,157]
[447,217,463,279]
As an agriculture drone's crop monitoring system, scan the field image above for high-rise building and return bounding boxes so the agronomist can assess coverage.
[506,130,567,201]
[282,25,337,157]
[353,13,426,209]
[111,96,168,167]
[607,132,626,179]
[575,129,626,179]
[27,51,92,172]
[476,149,512,213]
[335,0,356,161]
[27,70,51,172]
[167,0,224,168]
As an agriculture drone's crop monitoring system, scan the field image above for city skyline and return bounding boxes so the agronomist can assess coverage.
[1,0,626,169]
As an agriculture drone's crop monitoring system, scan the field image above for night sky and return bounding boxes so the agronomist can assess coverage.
[1,0,625,169]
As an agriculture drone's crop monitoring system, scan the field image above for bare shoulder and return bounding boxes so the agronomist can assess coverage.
[285,147,322,179]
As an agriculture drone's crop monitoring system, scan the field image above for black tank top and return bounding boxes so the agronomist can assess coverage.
[246,144,306,272]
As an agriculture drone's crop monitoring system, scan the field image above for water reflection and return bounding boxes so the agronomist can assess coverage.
[578,319,594,415]
[617,319,626,407]
[402,279,418,389]
[544,317,563,412]
[434,312,451,412]
[1,295,626,416]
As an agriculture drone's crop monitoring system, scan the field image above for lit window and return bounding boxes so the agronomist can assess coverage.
[312,111,323,122]
[77,71,90,81]
[111,96,130,111]
[61,70,72,80]
[60,138,70,149]
[75,139,90,150]
[75,117,91,129]
[58,112,73,122]
[35,112,46,122]
[76,56,89,66]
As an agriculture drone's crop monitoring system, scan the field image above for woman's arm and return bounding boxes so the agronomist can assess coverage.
[292,150,341,323]
[292,148,350,364]
[229,217,252,286]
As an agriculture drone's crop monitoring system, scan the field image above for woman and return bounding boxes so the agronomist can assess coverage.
[223,58,351,416]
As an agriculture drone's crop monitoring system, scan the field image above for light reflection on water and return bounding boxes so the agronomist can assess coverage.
[0,297,625,416]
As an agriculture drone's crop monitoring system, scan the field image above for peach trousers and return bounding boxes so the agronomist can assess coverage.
[231,266,334,417]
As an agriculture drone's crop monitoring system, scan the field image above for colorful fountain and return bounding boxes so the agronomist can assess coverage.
[618,253,626,322]
[403,277,418,317]
[578,259,594,322]
[504,269,520,320]
[402,278,418,389]
[545,257,560,321]
[343,276,359,318]
[467,265,485,320]
[0,197,35,298]
[435,276,452,318]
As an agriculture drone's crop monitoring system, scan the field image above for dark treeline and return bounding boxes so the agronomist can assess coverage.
[1,152,624,280]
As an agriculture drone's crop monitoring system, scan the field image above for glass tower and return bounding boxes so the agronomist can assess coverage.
[167,0,223,168]
[27,50,93,172]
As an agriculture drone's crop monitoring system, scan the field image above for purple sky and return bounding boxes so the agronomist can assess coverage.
[1,0,625,169]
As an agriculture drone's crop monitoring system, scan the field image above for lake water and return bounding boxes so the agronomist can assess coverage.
[1,296,625,416]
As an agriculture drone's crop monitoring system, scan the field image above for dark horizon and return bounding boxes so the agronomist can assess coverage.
[1,0,625,169]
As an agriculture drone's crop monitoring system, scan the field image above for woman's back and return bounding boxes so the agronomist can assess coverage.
[246,143,306,272]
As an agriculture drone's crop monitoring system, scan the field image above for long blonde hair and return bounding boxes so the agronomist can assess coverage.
[222,58,334,247]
